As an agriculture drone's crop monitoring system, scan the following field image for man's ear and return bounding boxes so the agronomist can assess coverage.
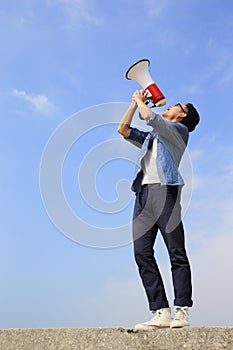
[177,112,186,121]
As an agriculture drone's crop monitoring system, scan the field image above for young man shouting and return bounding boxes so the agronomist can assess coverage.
[118,90,200,330]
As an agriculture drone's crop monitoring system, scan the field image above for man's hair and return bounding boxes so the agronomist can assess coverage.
[181,103,200,132]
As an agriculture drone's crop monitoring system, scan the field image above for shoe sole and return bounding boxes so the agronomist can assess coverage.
[134,325,171,331]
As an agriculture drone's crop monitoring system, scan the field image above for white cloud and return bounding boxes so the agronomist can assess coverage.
[47,0,102,26]
[12,89,58,116]
[196,46,233,92]
[183,144,233,325]
[190,230,233,326]
[145,0,170,17]
[84,277,152,328]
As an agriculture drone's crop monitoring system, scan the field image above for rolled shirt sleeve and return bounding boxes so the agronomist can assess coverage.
[124,127,150,149]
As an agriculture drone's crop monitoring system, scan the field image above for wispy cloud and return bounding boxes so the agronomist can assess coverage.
[145,0,170,17]
[12,89,58,116]
[217,52,233,87]
[190,223,233,326]
[46,0,102,26]
[187,39,233,94]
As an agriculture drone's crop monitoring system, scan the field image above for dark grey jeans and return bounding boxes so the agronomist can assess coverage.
[133,184,193,311]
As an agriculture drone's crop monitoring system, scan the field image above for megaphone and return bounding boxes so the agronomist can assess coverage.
[125,59,166,107]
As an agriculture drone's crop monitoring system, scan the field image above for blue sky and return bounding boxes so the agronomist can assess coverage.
[1,0,233,328]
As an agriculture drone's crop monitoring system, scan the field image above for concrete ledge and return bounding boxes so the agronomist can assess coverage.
[0,327,233,350]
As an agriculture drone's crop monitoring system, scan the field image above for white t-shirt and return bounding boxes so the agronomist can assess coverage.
[141,137,160,185]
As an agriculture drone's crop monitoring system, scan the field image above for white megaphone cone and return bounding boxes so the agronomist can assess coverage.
[125,59,166,107]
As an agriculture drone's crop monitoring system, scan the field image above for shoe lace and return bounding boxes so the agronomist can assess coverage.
[174,307,188,321]
[145,310,162,325]
[153,308,165,319]
[157,309,162,317]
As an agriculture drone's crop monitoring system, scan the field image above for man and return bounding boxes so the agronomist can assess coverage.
[118,89,200,330]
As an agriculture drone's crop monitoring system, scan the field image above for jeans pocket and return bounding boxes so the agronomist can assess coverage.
[133,187,148,219]
[139,185,148,208]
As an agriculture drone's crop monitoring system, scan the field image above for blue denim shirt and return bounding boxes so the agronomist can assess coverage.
[125,112,189,192]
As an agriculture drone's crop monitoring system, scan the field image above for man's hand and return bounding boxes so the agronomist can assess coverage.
[133,90,152,121]
[132,90,148,104]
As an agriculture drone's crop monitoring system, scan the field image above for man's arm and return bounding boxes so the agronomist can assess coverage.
[118,90,152,148]
[118,90,152,137]
[117,101,137,137]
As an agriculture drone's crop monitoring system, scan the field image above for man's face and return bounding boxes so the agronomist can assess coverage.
[162,104,188,122]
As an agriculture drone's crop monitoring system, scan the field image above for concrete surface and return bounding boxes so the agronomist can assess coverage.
[0,327,233,350]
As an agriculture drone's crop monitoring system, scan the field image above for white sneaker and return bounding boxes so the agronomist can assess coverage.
[134,308,172,330]
[170,306,190,328]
